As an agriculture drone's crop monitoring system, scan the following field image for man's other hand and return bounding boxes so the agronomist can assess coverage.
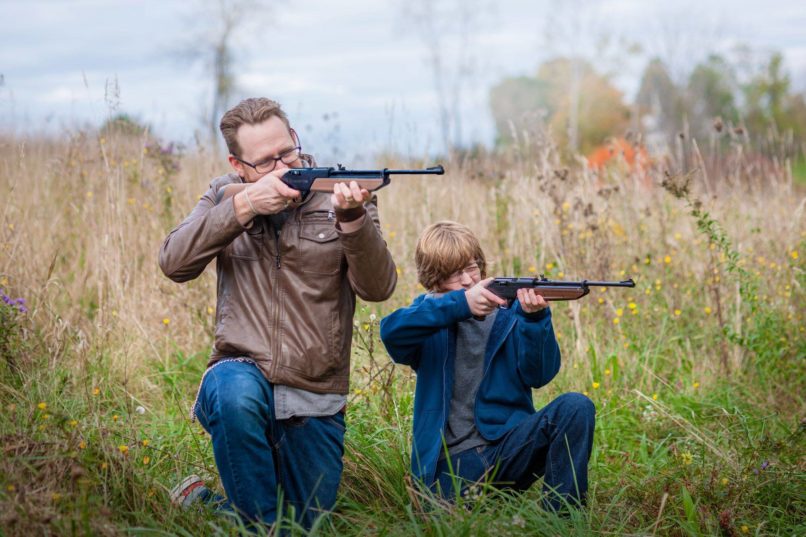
[332,181,371,210]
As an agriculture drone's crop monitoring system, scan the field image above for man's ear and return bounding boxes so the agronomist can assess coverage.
[227,155,245,177]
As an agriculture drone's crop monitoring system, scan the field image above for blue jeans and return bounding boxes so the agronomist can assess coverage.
[194,360,345,529]
[432,393,595,511]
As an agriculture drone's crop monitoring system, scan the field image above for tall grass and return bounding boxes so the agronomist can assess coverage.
[0,126,803,536]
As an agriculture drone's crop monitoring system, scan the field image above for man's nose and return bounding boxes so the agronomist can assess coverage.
[275,161,290,172]
[460,271,473,284]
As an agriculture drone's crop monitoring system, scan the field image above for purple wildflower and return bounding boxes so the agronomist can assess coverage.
[760,460,770,471]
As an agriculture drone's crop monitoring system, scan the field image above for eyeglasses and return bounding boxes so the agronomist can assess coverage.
[444,263,481,284]
[233,146,301,174]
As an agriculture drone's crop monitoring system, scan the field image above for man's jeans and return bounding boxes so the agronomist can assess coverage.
[432,393,595,511]
[194,360,345,528]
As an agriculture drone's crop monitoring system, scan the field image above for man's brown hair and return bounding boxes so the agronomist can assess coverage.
[415,221,487,291]
[219,97,291,157]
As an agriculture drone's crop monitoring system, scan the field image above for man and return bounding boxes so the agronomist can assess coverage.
[380,221,594,511]
[159,97,397,528]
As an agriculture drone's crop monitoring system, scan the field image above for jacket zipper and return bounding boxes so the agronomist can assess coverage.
[473,313,516,427]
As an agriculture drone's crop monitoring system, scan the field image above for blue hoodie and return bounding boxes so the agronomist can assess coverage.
[379,289,561,485]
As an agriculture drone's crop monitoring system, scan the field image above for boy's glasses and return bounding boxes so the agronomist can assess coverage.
[444,263,480,284]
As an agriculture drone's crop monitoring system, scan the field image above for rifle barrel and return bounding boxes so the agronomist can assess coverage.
[583,279,636,287]
[385,165,445,175]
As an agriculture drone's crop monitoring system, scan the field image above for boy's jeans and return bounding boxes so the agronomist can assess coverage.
[432,393,595,511]
[194,360,345,528]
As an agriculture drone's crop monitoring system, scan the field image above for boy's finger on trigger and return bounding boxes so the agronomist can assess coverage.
[481,288,506,305]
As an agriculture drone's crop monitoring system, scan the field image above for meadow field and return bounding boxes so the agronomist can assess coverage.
[0,127,804,536]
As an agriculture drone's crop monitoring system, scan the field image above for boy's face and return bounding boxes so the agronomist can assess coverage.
[436,262,481,292]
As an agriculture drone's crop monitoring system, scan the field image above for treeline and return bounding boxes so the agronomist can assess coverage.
[490,50,806,158]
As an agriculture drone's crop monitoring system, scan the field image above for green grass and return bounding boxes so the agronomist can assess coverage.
[1,296,803,535]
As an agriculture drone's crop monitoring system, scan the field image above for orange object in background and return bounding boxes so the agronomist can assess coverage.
[587,137,649,171]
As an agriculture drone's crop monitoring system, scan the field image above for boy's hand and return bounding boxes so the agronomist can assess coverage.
[465,277,507,317]
[517,287,549,313]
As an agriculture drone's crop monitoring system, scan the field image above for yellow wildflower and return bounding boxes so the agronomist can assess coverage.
[652,393,658,401]
[37,402,47,410]
[528,265,537,273]
[101,462,108,470]
[674,309,682,316]
[118,445,129,455]
[721,477,728,486]
[93,387,100,396]
[616,308,624,317]
[704,306,712,315]
[664,255,671,264]
[628,302,637,310]
[142,439,150,447]
[557,272,564,278]
[7,485,16,492]
[693,382,700,389]
[112,414,119,422]
[613,318,620,325]
[207,306,214,315]
[681,451,693,465]
[51,493,62,502]
[162,318,170,325]
[545,262,554,270]
[582,391,589,396]
[79,440,86,449]
[69,419,78,428]
[143,456,151,465]
[791,250,799,260]
[604,369,611,376]
[592,382,600,390]
[741,526,749,534]
[598,298,604,304]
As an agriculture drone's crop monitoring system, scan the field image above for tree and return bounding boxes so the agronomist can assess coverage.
[490,58,630,154]
[176,0,276,151]
[686,54,739,141]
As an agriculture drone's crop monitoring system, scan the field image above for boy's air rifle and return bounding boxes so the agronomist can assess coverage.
[488,276,636,306]
[215,164,445,202]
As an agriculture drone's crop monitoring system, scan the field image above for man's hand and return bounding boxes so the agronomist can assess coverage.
[465,277,507,317]
[516,287,549,314]
[331,181,371,210]
[235,170,301,222]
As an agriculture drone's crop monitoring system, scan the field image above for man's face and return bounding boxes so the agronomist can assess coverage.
[435,262,482,293]
[229,115,302,182]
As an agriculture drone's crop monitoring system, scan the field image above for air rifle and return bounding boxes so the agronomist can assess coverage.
[488,276,636,306]
[215,164,445,202]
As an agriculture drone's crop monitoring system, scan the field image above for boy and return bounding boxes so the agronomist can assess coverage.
[380,221,595,511]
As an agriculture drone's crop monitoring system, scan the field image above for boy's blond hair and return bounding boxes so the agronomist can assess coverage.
[415,221,487,291]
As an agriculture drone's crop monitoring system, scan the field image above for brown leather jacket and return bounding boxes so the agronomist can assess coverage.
[159,172,397,394]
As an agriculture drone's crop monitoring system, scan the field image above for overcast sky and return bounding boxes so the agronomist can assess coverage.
[1,0,805,163]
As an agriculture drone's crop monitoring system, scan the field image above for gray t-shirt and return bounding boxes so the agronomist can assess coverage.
[442,310,497,457]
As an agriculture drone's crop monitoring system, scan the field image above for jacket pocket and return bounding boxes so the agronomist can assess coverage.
[298,212,342,274]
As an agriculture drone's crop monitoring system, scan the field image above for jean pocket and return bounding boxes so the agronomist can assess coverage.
[322,413,346,433]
